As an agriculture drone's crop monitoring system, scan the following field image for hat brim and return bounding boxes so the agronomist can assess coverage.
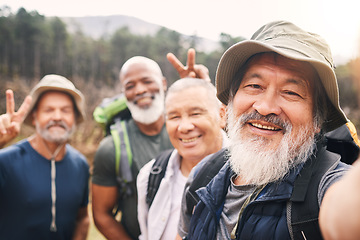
[216,40,348,132]
[24,85,85,126]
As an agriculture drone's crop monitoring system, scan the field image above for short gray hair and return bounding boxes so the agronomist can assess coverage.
[166,78,221,113]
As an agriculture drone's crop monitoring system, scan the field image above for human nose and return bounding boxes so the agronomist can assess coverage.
[252,90,282,116]
[52,109,62,120]
[178,117,195,133]
[134,82,147,96]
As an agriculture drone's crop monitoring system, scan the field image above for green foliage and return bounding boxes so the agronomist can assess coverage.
[0,6,245,89]
[219,32,246,50]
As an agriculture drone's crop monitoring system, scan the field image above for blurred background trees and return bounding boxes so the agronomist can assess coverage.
[0,6,359,163]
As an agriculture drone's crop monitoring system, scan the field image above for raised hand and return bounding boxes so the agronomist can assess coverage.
[0,90,32,148]
[167,48,211,82]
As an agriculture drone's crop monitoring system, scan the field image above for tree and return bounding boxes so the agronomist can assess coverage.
[49,17,68,75]
[0,7,15,76]
[219,32,246,52]
[13,8,45,80]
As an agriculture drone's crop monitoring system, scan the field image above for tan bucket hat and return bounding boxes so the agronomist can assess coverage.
[24,74,86,126]
[216,20,348,132]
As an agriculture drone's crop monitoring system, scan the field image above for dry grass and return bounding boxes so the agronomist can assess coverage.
[87,204,106,240]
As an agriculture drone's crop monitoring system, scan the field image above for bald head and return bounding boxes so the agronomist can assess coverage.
[119,56,164,86]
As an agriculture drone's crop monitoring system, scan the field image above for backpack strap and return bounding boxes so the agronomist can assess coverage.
[288,124,359,239]
[146,149,173,207]
[186,148,228,215]
[110,119,134,198]
[288,145,340,240]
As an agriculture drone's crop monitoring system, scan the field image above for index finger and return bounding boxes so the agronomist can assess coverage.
[186,48,195,72]
[5,89,15,115]
[166,52,185,72]
[16,95,32,121]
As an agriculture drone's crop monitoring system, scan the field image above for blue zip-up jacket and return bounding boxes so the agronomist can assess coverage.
[187,146,348,240]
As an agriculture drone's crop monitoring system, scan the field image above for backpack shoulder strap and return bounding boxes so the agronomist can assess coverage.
[288,145,340,240]
[110,119,134,197]
[186,148,228,215]
[146,149,173,207]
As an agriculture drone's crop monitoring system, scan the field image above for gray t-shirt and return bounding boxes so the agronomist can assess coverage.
[217,177,256,240]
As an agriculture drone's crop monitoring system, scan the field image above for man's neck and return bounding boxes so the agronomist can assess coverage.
[28,134,66,161]
[234,175,251,186]
[180,157,199,177]
[180,134,224,177]
[134,115,165,136]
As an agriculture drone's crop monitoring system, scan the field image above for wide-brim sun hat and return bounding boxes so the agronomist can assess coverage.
[216,20,348,132]
[24,74,86,126]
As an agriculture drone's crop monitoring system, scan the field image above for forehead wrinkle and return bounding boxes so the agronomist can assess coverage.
[166,105,207,114]
[189,106,208,112]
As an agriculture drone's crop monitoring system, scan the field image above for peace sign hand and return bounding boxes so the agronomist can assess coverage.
[167,48,211,82]
[0,90,32,148]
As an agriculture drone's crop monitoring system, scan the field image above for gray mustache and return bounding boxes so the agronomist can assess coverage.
[45,120,69,130]
[238,111,292,132]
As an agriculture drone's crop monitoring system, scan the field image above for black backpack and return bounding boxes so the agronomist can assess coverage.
[185,148,229,215]
[145,148,228,209]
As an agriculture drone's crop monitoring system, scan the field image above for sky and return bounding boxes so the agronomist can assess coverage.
[2,0,360,64]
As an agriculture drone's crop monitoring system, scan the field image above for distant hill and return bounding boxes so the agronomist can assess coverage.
[61,15,220,52]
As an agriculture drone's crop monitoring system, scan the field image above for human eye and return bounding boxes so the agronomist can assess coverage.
[125,84,134,91]
[189,108,206,118]
[43,107,53,113]
[166,114,180,121]
[284,90,300,96]
[191,112,201,117]
[62,107,73,114]
[240,81,264,94]
[283,90,304,99]
[240,76,263,91]
[282,82,307,100]
[245,84,262,89]
[143,78,156,85]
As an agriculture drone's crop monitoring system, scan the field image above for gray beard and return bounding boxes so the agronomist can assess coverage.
[227,103,317,186]
[126,92,164,125]
[35,120,75,144]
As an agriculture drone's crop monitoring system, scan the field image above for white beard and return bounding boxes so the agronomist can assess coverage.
[126,91,165,125]
[227,103,317,186]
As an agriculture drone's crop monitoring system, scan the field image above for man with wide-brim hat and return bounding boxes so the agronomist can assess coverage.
[23,74,86,125]
[183,20,358,240]
[0,74,90,240]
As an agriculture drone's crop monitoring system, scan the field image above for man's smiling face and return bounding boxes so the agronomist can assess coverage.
[231,52,318,151]
[165,86,224,163]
